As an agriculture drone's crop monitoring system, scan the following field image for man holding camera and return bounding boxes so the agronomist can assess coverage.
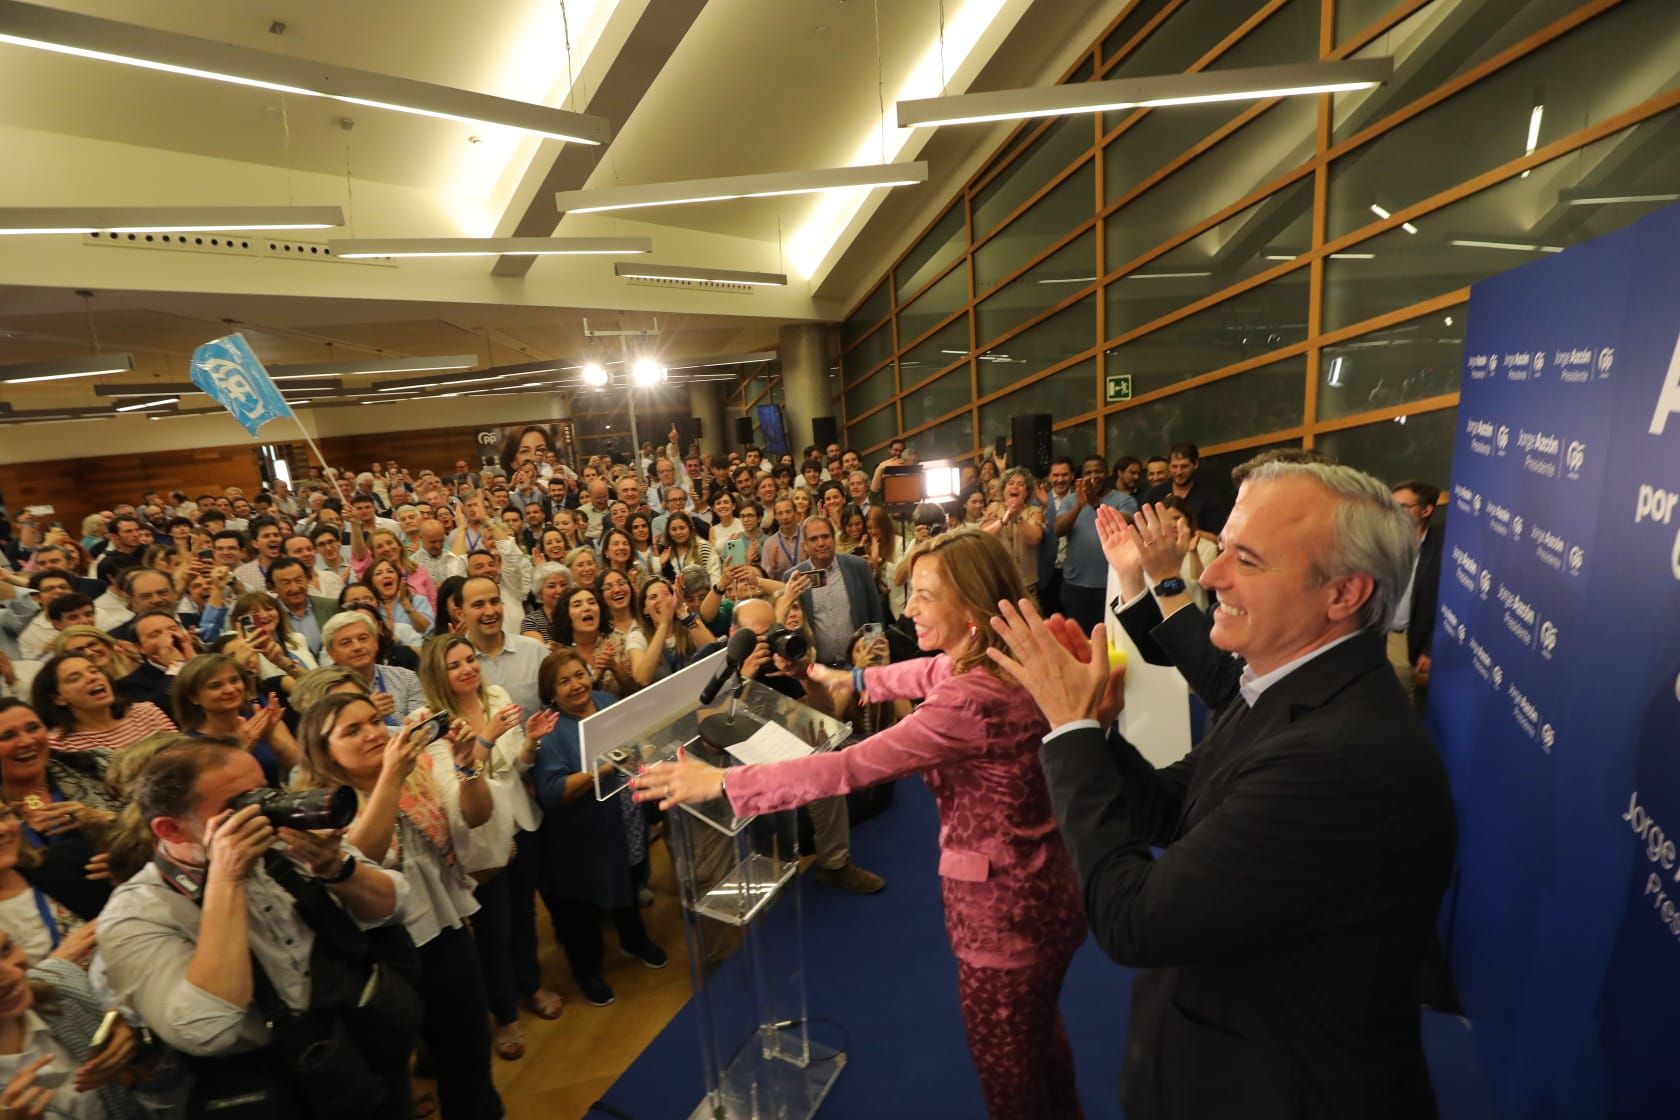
[102,741,415,1117]
[786,516,884,666]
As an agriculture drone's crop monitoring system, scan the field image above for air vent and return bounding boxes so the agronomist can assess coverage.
[80,231,392,266]
[83,230,260,255]
[623,276,755,295]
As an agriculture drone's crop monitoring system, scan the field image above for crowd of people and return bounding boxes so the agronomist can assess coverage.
[0,418,1450,1119]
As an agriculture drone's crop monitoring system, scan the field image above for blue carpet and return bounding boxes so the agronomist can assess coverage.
[598,780,1498,1119]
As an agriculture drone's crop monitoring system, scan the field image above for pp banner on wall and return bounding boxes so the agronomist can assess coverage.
[1430,203,1680,1117]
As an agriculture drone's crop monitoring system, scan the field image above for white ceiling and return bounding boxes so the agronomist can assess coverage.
[0,0,1125,423]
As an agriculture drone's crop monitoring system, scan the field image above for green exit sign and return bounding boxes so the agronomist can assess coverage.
[1106,373,1132,402]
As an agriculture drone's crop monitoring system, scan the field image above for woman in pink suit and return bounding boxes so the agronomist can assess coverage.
[632,529,1087,1119]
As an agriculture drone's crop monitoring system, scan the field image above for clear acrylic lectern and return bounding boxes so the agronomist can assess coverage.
[581,652,851,1119]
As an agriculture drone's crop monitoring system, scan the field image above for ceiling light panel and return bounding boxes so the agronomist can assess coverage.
[331,236,652,259]
[0,0,611,143]
[0,352,136,383]
[0,205,344,234]
[614,262,788,286]
[897,59,1393,127]
[268,355,479,378]
[554,162,929,215]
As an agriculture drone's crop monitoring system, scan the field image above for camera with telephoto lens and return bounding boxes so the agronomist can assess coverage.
[764,625,808,661]
[230,785,358,830]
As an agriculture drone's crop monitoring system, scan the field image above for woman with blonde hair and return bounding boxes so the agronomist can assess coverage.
[52,627,137,682]
[564,546,599,593]
[418,637,562,1059]
[350,527,439,608]
[633,529,1086,1119]
[296,693,503,1120]
[624,576,713,687]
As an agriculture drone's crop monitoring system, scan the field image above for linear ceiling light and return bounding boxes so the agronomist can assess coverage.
[614,262,788,287]
[268,355,478,378]
[0,205,342,235]
[897,58,1393,128]
[554,162,929,215]
[113,397,178,412]
[374,372,507,392]
[665,351,778,371]
[1449,239,1565,253]
[1559,189,1680,206]
[0,1,610,144]
[0,352,135,383]
[331,236,652,259]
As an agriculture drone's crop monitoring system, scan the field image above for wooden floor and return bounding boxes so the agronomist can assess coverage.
[417,838,698,1119]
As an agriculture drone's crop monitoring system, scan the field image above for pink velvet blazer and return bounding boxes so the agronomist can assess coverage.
[725,655,1086,968]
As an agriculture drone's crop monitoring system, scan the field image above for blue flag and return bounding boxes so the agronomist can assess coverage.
[189,333,294,436]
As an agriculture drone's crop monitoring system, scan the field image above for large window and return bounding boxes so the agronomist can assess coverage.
[840,0,1680,494]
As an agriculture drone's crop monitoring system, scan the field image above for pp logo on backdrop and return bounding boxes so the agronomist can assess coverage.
[1479,569,1493,599]
[1568,546,1584,574]
[1566,440,1586,476]
[1511,514,1525,539]
[1497,425,1511,453]
[1473,494,1483,516]
[1533,351,1546,374]
[1541,723,1556,751]
[1599,347,1615,374]
[1540,619,1559,657]
[1492,664,1504,689]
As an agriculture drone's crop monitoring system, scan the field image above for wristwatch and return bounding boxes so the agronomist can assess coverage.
[1152,576,1188,597]
[321,854,357,884]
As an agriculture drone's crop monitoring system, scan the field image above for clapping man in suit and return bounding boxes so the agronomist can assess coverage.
[988,460,1456,1120]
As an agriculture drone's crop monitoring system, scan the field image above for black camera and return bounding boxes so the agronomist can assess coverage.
[765,624,808,661]
[231,785,357,830]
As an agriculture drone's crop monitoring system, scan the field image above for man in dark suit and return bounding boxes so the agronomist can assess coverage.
[1390,480,1443,706]
[989,462,1456,1120]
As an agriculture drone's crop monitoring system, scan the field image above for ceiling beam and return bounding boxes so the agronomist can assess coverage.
[490,0,709,278]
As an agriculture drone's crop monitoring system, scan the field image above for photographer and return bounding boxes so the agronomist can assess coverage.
[100,738,414,1118]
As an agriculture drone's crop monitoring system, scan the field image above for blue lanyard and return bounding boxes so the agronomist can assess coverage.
[465,529,483,553]
[30,887,61,949]
[373,668,398,725]
[776,532,802,567]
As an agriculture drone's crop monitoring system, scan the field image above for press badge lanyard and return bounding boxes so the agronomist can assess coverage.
[30,887,61,950]
[373,668,399,726]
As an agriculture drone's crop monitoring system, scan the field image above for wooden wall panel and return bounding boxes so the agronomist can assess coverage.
[0,420,572,538]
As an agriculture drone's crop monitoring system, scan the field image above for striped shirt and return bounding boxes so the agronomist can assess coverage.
[49,702,177,753]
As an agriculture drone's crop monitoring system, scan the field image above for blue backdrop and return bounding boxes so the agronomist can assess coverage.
[1430,203,1680,1117]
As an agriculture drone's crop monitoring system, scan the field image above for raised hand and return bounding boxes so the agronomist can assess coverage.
[987,598,1121,730]
[1094,504,1145,598]
[1131,502,1192,583]
[524,708,559,743]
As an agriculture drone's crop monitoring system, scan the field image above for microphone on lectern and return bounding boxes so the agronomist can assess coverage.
[698,627,760,706]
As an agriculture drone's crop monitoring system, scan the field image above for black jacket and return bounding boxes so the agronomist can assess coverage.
[1407,526,1443,665]
[1039,631,1455,1119]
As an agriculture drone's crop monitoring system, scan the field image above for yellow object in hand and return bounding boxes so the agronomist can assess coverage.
[1107,643,1128,671]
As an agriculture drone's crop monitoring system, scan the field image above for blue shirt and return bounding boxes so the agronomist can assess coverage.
[1063,491,1136,588]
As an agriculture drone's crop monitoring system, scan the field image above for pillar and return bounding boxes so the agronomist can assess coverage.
[778,322,836,457]
[687,379,725,459]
